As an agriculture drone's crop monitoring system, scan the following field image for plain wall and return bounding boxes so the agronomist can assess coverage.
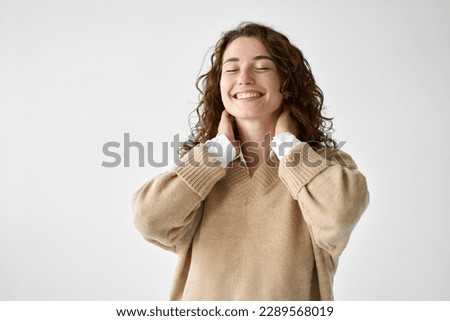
[1,0,449,300]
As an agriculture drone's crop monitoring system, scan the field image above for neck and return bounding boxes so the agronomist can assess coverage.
[235,118,275,175]
[237,120,274,143]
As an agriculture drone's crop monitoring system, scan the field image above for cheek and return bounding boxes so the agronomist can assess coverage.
[269,80,283,101]
[266,80,283,108]
[220,80,232,102]
[268,75,282,92]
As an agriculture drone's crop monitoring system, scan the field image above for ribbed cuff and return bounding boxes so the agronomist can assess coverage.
[278,142,330,199]
[174,144,226,199]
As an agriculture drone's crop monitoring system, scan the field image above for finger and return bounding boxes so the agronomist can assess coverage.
[222,110,236,126]
[279,109,289,123]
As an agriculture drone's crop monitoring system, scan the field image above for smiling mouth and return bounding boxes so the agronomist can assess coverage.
[233,92,264,100]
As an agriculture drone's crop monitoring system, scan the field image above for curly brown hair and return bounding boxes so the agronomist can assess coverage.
[183,22,336,154]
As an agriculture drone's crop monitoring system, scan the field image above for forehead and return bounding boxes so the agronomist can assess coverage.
[222,37,270,60]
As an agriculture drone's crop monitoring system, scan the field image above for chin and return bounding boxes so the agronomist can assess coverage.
[228,109,258,119]
[230,106,280,120]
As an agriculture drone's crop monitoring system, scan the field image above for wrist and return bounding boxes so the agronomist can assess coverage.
[271,132,301,160]
[205,133,237,167]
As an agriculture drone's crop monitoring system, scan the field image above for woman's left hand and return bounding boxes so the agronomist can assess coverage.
[275,106,300,138]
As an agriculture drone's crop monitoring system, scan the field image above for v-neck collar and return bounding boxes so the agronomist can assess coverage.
[225,151,280,205]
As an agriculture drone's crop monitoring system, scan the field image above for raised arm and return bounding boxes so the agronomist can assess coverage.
[132,145,225,253]
[278,142,370,257]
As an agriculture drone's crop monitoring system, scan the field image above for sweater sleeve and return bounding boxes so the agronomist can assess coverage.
[278,142,370,257]
[132,144,226,253]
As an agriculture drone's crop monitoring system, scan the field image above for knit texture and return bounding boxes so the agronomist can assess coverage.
[132,142,369,300]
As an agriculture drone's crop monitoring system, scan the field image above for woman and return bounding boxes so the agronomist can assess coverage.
[133,22,369,300]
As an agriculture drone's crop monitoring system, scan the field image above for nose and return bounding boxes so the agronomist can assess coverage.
[237,67,255,85]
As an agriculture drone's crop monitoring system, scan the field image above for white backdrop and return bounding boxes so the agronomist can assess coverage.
[1,0,449,300]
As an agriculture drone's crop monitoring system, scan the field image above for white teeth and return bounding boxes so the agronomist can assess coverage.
[235,92,262,99]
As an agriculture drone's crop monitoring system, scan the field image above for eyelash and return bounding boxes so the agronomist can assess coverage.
[224,67,270,73]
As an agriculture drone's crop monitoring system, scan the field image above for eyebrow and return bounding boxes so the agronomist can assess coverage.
[222,55,273,65]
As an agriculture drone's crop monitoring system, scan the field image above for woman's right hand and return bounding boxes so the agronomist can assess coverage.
[217,110,240,156]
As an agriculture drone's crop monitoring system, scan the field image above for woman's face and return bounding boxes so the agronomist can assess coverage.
[220,37,283,122]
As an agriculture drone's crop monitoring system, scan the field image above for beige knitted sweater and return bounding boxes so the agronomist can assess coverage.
[132,142,369,300]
